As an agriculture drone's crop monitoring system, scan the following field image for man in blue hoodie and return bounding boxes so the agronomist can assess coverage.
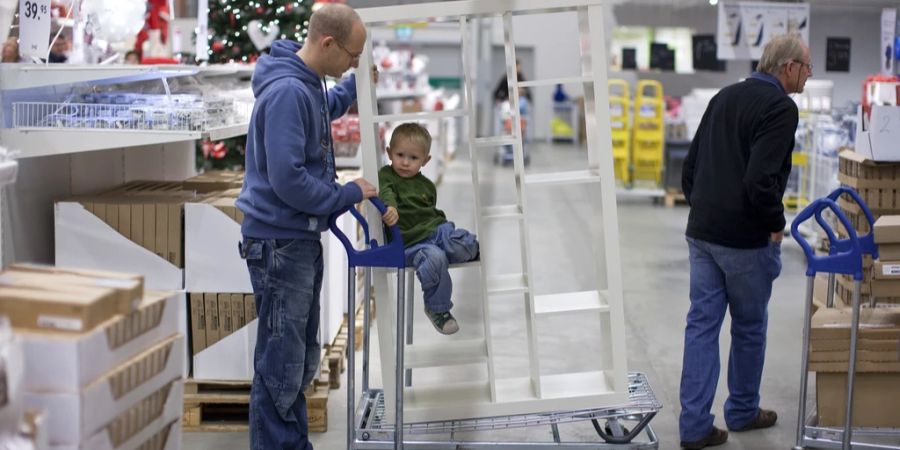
[236,4,377,449]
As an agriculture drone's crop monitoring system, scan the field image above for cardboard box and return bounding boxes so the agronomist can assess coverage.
[871,278,900,297]
[0,269,141,313]
[18,291,182,393]
[875,215,900,243]
[218,293,233,335]
[203,293,220,346]
[817,372,900,427]
[188,293,207,355]
[231,293,245,331]
[182,170,244,193]
[8,263,144,293]
[882,244,900,260]
[1,285,122,333]
[24,335,184,445]
[811,307,900,341]
[874,260,900,280]
[244,294,256,322]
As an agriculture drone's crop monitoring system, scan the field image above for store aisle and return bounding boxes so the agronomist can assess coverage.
[184,141,810,449]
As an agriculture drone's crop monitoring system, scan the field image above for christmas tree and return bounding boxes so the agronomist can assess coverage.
[198,0,313,170]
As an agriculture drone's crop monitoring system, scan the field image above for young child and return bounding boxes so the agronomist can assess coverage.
[379,123,479,335]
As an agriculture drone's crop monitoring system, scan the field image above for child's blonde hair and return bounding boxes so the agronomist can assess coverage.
[389,122,432,155]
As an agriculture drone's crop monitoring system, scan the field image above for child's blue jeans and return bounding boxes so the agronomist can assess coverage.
[405,222,479,313]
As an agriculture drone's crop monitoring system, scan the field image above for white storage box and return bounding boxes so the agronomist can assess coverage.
[55,202,183,291]
[192,319,257,381]
[18,291,182,393]
[49,381,182,450]
[855,104,900,162]
[24,335,184,445]
[184,202,251,293]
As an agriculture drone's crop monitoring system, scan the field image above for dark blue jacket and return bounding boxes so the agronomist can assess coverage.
[237,40,362,239]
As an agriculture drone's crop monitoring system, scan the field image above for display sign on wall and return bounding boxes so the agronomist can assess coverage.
[825,37,851,72]
[881,8,896,75]
[716,1,809,60]
[693,34,726,72]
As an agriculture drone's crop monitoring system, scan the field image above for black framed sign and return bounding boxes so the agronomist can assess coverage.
[826,37,851,72]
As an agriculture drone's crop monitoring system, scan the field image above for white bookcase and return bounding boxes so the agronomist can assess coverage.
[355,0,628,423]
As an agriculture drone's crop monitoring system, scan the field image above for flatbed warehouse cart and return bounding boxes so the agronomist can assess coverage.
[791,187,900,450]
[329,198,662,450]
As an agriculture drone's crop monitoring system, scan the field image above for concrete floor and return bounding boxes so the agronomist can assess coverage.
[184,142,812,449]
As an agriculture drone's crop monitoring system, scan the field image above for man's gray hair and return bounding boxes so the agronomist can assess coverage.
[757,33,806,75]
[307,4,362,44]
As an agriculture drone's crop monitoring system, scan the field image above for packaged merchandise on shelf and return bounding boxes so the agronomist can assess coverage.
[182,170,244,193]
[55,181,198,290]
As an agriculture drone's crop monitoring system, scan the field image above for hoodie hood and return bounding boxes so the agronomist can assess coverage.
[251,40,321,97]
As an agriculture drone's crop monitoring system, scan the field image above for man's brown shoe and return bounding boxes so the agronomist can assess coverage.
[680,426,728,449]
[729,409,777,432]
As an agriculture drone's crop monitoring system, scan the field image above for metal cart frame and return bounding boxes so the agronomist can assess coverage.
[329,199,662,450]
[791,187,900,450]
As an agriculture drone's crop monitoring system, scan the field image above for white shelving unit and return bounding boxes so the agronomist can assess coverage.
[0,64,253,265]
[356,0,628,424]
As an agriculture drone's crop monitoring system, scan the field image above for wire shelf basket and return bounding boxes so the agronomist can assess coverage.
[12,98,252,133]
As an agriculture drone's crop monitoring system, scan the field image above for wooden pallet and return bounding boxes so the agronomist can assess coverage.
[182,375,330,432]
[664,189,686,208]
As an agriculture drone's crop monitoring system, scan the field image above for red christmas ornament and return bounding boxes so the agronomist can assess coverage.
[211,41,224,51]
[230,13,236,26]
[285,3,293,12]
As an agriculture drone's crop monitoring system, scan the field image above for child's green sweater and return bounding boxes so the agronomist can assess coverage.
[378,166,446,246]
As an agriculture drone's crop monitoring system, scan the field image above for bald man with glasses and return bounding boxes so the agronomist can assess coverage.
[236,4,382,449]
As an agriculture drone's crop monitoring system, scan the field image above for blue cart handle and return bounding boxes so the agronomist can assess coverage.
[825,187,879,259]
[328,197,406,269]
[791,198,863,280]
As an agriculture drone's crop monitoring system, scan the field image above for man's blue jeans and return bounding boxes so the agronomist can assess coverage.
[679,236,781,442]
[405,222,479,313]
[240,238,322,450]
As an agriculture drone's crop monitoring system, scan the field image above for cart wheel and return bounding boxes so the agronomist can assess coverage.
[362,432,370,441]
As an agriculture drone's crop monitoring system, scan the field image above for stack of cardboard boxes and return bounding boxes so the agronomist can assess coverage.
[1,264,184,449]
[835,150,900,304]
[810,307,900,427]
[814,149,900,427]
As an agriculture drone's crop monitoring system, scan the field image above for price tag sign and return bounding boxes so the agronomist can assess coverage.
[18,0,51,60]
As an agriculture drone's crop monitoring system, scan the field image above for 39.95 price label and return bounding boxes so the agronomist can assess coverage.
[18,0,51,60]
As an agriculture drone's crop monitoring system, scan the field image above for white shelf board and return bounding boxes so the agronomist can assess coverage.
[374,110,467,123]
[474,136,518,148]
[482,204,523,220]
[377,90,428,101]
[524,169,601,186]
[399,373,626,423]
[0,64,200,91]
[204,122,250,141]
[540,371,616,399]
[534,290,609,316]
[518,76,593,88]
[486,273,529,295]
[2,128,201,158]
[404,380,492,412]
[405,338,488,369]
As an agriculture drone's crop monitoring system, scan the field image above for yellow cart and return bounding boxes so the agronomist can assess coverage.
[631,80,664,187]
[609,79,631,185]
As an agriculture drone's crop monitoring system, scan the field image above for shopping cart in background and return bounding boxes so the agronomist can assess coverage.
[791,187,900,450]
